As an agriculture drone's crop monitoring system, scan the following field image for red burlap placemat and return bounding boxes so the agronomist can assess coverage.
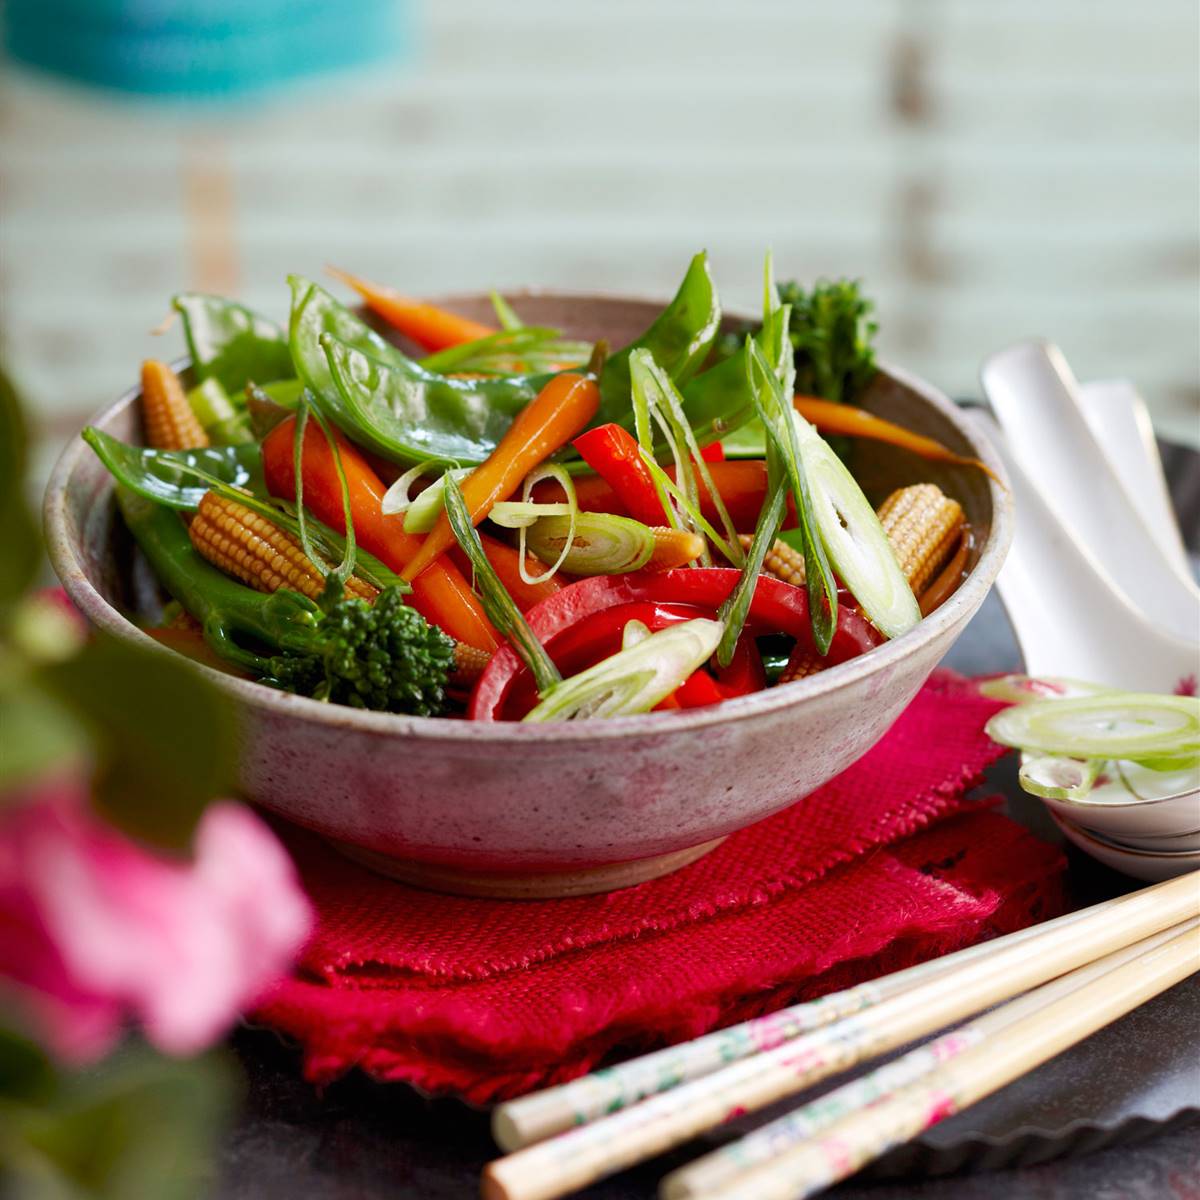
[253,672,1066,1103]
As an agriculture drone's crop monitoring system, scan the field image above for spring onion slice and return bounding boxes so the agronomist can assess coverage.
[790,409,920,640]
[716,465,787,668]
[381,462,433,517]
[746,336,838,654]
[526,512,655,575]
[443,473,560,695]
[979,675,1110,704]
[524,618,723,722]
[622,620,652,650]
[491,290,524,330]
[630,349,743,567]
[400,468,474,532]
[986,693,1200,760]
[517,463,578,586]
[291,398,358,607]
[1018,754,1104,801]
[489,501,574,529]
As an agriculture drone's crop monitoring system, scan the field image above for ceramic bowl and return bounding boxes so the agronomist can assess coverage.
[1048,811,1200,882]
[44,292,1012,898]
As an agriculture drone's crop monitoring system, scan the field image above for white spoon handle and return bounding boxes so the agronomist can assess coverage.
[1077,379,1191,577]
[966,412,1196,693]
[981,342,1199,642]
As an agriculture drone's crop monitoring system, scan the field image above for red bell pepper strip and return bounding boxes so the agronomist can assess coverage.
[261,416,499,651]
[535,459,776,533]
[572,423,666,526]
[698,441,725,464]
[469,568,880,721]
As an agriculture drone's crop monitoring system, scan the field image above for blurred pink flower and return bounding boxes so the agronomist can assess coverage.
[0,776,311,1062]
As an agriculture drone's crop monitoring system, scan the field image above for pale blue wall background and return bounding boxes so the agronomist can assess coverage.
[2,0,1197,483]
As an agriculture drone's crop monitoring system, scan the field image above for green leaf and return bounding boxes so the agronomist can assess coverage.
[2,1042,235,1200]
[596,251,722,426]
[173,293,295,397]
[777,278,878,405]
[39,633,237,852]
[0,362,41,612]
[82,430,261,511]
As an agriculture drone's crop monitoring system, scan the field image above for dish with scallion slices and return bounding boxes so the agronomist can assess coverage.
[83,253,996,724]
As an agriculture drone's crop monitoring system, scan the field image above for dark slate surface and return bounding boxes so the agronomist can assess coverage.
[215,442,1200,1198]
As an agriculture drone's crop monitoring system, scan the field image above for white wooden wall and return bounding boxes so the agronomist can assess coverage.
[2,0,1197,485]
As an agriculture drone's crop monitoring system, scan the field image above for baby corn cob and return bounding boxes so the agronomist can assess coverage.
[779,646,823,684]
[741,483,964,596]
[141,359,209,451]
[738,534,808,587]
[876,483,965,595]
[645,527,707,571]
[451,642,492,685]
[189,491,378,603]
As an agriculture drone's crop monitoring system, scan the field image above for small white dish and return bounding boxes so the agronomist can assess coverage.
[1036,761,1200,846]
[1048,810,1200,882]
[1113,826,1200,854]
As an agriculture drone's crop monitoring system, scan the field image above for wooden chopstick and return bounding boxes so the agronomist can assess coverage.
[492,873,1185,1153]
[660,916,1200,1199]
[482,871,1200,1200]
[701,920,1200,1200]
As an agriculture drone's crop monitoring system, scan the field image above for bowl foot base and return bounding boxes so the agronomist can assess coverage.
[328,837,727,899]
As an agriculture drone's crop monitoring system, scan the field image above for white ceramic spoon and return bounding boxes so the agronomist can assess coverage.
[1077,378,1192,577]
[981,342,1199,643]
[966,411,1199,853]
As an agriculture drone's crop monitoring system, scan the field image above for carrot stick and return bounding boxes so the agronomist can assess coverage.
[326,265,495,351]
[261,416,499,651]
[402,370,602,582]
[450,534,562,612]
[793,396,1002,482]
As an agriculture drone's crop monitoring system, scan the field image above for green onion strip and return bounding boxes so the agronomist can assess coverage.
[443,473,561,695]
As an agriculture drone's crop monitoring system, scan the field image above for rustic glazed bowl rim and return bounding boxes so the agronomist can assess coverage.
[44,302,1013,745]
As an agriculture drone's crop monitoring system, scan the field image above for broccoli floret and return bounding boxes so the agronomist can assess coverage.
[265,586,455,716]
[778,278,877,405]
[115,490,457,717]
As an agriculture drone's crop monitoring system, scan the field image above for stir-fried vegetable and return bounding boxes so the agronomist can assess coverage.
[326,266,496,350]
[261,414,499,650]
[523,619,724,722]
[402,359,603,582]
[117,489,455,715]
[87,251,983,722]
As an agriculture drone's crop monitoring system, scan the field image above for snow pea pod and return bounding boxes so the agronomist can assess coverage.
[173,293,295,396]
[83,428,263,510]
[595,250,721,425]
[678,305,789,448]
[289,275,550,466]
[290,254,723,468]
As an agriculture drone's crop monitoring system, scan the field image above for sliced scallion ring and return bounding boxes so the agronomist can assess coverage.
[489,501,574,529]
[1018,754,1104,801]
[791,411,920,640]
[517,463,578,585]
[986,693,1200,760]
[526,512,655,576]
[523,618,723,722]
[979,675,1109,704]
